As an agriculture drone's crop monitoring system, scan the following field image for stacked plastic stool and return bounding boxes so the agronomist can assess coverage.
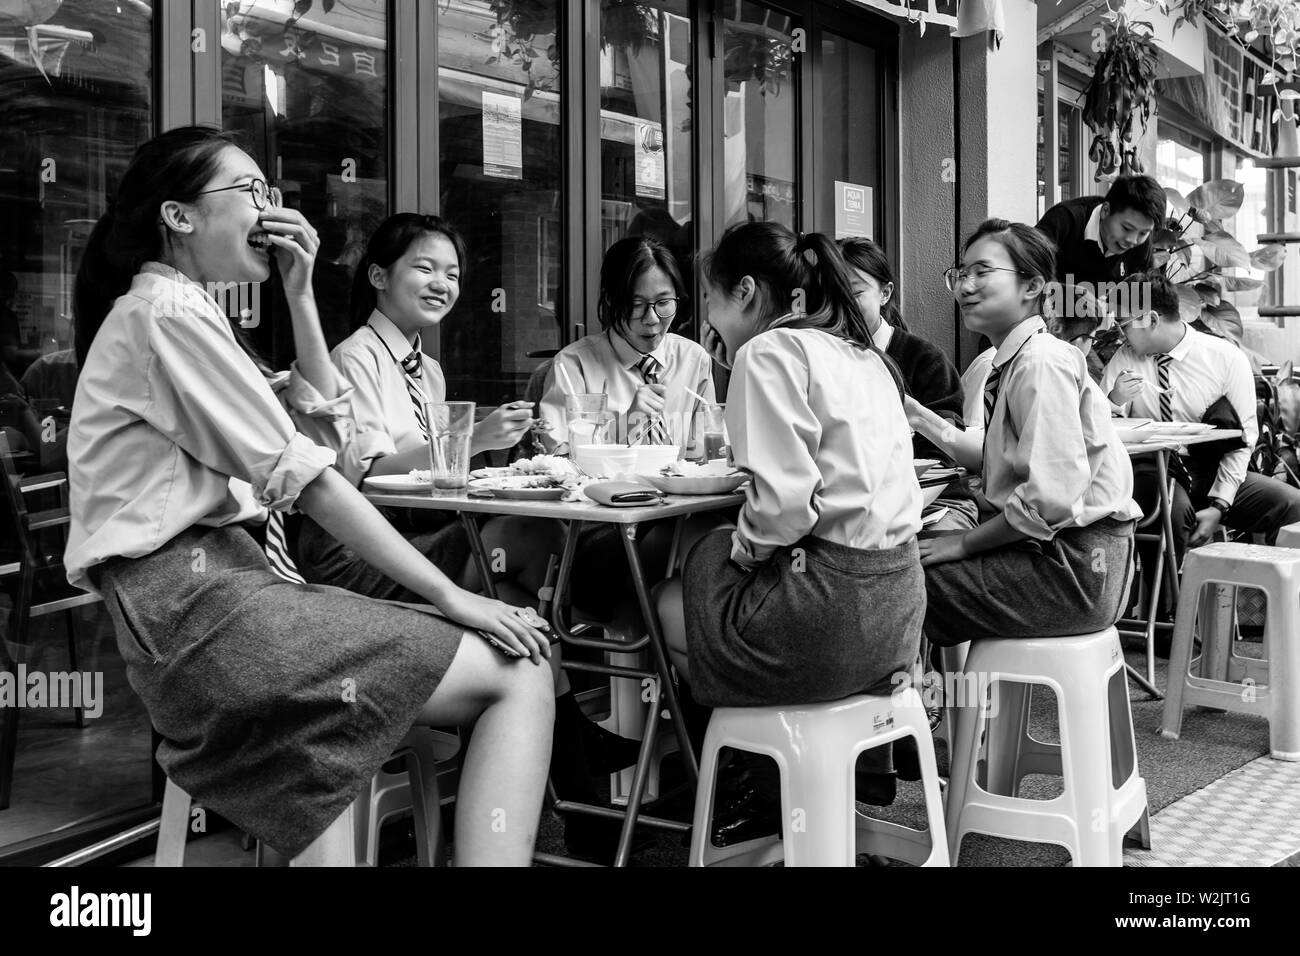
[689,686,949,867]
[1160,542,1300,761]
[944,627,1150,866]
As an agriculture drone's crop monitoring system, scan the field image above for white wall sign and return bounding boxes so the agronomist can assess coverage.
[482,90,523,180]
[834,181,873,240]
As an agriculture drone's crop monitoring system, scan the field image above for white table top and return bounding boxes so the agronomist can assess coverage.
[1123,428,1242,457]
[364,488,743,523]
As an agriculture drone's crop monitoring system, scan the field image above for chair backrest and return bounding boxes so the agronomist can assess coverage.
[0,433,32,558]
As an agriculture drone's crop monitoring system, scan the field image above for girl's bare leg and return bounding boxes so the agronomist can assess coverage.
[417,634,555,866]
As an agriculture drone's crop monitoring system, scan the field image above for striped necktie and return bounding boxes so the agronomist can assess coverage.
[982,363,1003,429]
[264,509,305,584]
[401,348,431,441]
[628,354,673,445]
[1156,353,1192,490]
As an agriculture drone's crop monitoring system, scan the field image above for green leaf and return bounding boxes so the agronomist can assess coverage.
[1185,179,1245,219]
[1165,187,1190,215]
[1206,302,1244,343]
[1194,282,1221,307]
[1195,233,1252,269]
[1175,284,1206,324]
[1250,244,1288,271]
[1151,227,1181,250]
[1218,274,1265,292]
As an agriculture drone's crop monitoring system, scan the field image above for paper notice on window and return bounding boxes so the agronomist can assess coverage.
[483,91,523,180]
[834,181,873,240]
[635,121,666,200]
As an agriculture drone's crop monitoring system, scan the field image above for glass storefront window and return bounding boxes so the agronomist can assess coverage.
[1,0,154,851]
[438,0,563,406]
[599,0,694,282]
[817,27,878,241]
[722,1,800,229]
[221,0,390,358]
[1225,155,1272,321]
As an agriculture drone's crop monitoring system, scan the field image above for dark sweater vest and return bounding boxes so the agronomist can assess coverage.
[1035,196,1154,286]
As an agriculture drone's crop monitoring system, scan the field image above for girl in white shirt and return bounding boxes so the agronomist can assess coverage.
[905,219,1139,648]
[655,222,925,709]
[67,127,553,865]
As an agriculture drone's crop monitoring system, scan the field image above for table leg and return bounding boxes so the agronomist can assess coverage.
[616,524,699,867]
[459,512,499,601]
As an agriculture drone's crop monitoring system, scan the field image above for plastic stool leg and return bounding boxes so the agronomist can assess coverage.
[1161,568,1204,741]
[782,746,853,867]
[156,779,191,868]
[290,802,357,867]
[1267,594,1300,760]
[985,679,1031,797]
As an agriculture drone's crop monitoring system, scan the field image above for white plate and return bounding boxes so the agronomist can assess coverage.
[363,475,435,494]
[467,476,567,500]
[637,472,748,496]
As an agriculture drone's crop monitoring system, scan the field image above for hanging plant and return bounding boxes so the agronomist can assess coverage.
[1082,11,1160,179]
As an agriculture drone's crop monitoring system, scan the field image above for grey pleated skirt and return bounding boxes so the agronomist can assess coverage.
[923,516,1136,647]
[682,529,925,708]
[95,523,464,857]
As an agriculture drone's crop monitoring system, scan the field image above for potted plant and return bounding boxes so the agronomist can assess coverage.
[1082,10,1160,179]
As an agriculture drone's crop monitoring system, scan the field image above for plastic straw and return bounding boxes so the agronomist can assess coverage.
[556,363,578,397]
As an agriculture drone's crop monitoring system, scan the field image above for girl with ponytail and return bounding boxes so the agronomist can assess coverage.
[655,221,924,709]
[66,127,553,864]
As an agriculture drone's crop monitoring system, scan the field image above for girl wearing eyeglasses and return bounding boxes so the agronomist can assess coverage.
[904,219,1139,649]
[67,127,553,865]
[538,235,715,450]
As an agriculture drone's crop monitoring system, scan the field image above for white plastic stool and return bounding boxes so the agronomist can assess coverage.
[1160,543,1300,761]
[353,728,458,866]
[931,643,969,758]
[1277,523,1300,549]
[157,779,357,866]
[945,627,1150,867]
[689,686,949,867]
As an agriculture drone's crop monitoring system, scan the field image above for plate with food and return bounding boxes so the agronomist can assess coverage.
[363,472,440,494]
[636,460,748,496]
[470,455,579,481]
[467,475,571,500]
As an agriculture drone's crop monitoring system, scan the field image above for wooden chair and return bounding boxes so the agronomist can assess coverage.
[0,433,102,810]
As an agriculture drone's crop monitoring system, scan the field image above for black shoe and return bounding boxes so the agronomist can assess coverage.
[710,784,782,848]
[893,735,922,783]
[562,814,655,865]
[854,769,897,807]
[579,720,644,775]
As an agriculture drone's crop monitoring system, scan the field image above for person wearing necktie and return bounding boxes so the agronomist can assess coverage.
[1103,272,1300,567]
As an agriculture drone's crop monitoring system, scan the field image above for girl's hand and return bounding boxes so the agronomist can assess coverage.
[437,589,552,665]
[702,320,732,370]
[260,206,320,298]
[918,533,970,567]
[902,394,930,431]
[475,401,534,451]
[629,383,667,419]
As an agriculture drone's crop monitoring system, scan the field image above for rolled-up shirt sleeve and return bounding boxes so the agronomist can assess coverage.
[331,349,401,483]
[729,337,822,568]
[143,309,336,512]
[999,351,1093,539]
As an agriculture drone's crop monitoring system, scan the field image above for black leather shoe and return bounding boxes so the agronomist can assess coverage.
[579,720,644,775]
[855,769,897,807]
[710,784,782,848]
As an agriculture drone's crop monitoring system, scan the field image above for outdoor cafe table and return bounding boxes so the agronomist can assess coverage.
[1119,429,1242,698]
[363,484,745,866]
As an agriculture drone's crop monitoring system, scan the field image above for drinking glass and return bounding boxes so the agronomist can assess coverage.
[689,403,729,462]
[565,393,612,449]
[426,401,475,492]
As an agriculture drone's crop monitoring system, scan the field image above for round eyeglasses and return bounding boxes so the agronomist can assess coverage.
[629,297,679,321]
[196,179,281,211]
[942,265,1027,293]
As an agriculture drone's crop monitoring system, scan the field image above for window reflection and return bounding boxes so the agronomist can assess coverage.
[722,1,799,229]
[438,0,563,406]
[221,0,389,359]
[0,0,154,850]
[599,0,694,304]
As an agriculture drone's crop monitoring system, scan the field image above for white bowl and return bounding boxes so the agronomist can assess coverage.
[633,444,682,473]
[574,444,638,478]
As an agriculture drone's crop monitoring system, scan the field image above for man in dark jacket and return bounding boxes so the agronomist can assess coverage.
[1036,175,1165,286]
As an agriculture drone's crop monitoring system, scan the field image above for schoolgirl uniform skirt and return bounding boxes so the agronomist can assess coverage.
[682,529,925,708]
[94,523,465,857]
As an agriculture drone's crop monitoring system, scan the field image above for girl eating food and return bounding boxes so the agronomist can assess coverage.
[67,127,553,865]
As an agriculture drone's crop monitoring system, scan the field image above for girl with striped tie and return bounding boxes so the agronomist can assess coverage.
[903,220,1140,647]
[67,128,554,864]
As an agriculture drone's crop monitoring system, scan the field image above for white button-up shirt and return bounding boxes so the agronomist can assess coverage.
[983,316,1141,539]
[728,326,921,568]
[66,263,350,593]
[1101,323,1258,504]
[330,309,447,480]
[540,329,715,445]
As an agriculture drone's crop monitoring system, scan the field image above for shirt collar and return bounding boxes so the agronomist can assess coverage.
[1164,322,1193,362]
[137,262,227,319]
[606,327,668,370]
[871,321,894,352]
[367,308,422,363]
[991,315,1046,369]
[1084,202,1107,253]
